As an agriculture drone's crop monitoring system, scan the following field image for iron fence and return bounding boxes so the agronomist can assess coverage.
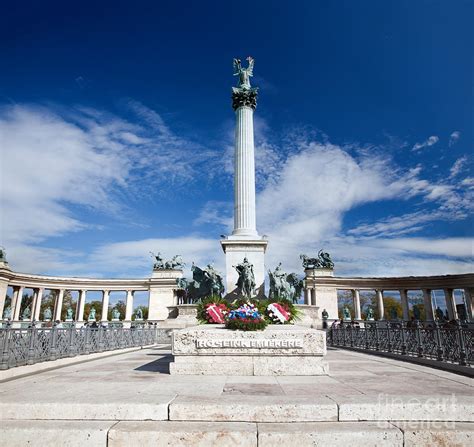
[327,320,473,367]
[0,323,172,370]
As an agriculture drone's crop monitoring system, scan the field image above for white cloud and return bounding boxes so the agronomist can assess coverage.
[449,156,468,177]
[88,237,223,278]
[449,130,461,146]
[412,135,439,151]
[2,104,472,280]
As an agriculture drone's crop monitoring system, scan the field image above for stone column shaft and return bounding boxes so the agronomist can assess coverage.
[304,288,311,305]
[76,290,86,322]
[422,289,434,321]
[12,286,24,320]
[444,288,458,320]
[352,289,361,320]
[125,290,134,321]
[376,290,384,320]
[101,290,110,322]
[400,289,409,321]
[463,288,473,321]
[54,289,64,321]
[0,280,9,317]
[233,106,257,237]
[33,288,44,321]
[310,288,316,306]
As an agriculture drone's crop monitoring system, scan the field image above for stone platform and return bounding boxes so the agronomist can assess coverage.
[0,347,473,446]
[170,325,328,376]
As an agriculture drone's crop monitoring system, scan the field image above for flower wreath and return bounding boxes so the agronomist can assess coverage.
[225,302,267,331]
[197,296,229,324]
[264,298,299,324]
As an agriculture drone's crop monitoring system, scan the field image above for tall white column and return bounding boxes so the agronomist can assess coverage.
[233,106,258,237]
[376,290,384,320]
[125,290,134,321]
[400,289,409,321]
[54,289,64,321]
[12,286,24,320]
[422,289,434,321]
[352,289,361,320]
[33,288,44,321]
[101,290,110,322]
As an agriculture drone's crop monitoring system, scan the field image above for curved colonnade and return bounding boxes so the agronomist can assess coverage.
[304,270,474,322]
[1,264,473,326]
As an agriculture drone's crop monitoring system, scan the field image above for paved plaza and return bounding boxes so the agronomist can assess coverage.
[0,345,472,446]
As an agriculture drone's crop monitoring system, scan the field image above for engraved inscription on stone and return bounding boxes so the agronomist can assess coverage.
[196,339,303,349]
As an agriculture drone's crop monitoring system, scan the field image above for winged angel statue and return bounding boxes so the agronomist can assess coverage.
[233,56,255,90]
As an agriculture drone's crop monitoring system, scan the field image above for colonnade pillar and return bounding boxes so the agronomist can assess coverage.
[375,290,384,320]
[54,289,64,321]
[310,288,316,306]
[444,288,458,320]
[422,289,434,321]
[304,289,311,305]
[352,289,361,320]
[125,290,134,321]
[101,290,110,322]
[399,289,409,321]
[12,286,24,320]
[32,288,44,321]
[76,290,86,322]
[464,288,473,321]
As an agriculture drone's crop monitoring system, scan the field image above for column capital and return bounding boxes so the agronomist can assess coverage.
[232,88,258,111]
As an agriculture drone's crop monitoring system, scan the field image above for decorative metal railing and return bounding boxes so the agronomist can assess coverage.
[0,323,172,370]
[327,320,473,367]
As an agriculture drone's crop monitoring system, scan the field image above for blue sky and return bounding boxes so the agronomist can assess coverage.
[0,0,472,279]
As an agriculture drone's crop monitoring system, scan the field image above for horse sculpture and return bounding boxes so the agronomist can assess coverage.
[268,264,303,303]
[300,250,334,269]
[176,263,224,303]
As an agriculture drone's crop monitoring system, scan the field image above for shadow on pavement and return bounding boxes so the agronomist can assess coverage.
[134,354,173,373]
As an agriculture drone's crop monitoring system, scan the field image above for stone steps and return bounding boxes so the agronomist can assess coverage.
[1,420,472,446]
[1,394,473,422]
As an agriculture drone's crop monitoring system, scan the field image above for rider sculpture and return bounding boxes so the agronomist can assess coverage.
[234,257,256,299]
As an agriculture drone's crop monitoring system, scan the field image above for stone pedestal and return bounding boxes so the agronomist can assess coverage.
[221,239,268,298]
[295,305,321,329]
[159,304,198,329]
[148,270,183,321]
[304,268,338,320]
[170,325,328,376]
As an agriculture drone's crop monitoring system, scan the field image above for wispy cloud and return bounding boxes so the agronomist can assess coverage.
[449,130,461,146]
[412,135,439,152]
[450,156,468,177]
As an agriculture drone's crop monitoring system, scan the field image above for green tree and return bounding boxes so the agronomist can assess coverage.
[382,296,403,320]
